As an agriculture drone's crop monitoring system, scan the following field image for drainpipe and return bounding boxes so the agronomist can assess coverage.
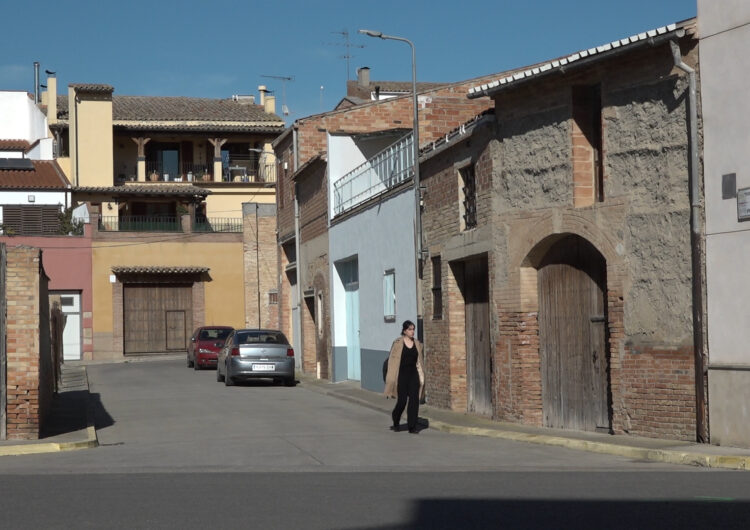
[33,62,40,103]
[671,39,707,443]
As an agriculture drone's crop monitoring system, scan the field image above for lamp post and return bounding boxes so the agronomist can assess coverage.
[358,29,422,267]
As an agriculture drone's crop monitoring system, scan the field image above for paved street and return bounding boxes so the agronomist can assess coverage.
[0,359,749,528]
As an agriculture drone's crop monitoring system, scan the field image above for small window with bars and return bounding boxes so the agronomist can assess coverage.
[431,256,442,320]
[268,290,279,305]
[458,165,477,231]
[383,269,396,322]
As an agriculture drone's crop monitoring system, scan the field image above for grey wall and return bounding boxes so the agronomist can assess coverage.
[329,186,418,389]
[699,0,750,447]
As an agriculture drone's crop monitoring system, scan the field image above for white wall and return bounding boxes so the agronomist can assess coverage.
[327,133,368,219]
[0,91,50,149]
[0,190,67,205]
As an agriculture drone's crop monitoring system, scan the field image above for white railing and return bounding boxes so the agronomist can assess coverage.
[332,133,413,216]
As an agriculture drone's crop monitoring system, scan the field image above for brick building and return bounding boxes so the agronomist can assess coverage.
[420,20,703,441]
[1,244,56,440]
[274,70,511,383]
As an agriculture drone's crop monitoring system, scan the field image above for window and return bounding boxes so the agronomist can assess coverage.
[432,256,442,320]
[1,205,61,235]
[268,290,279,305]
[458,165,477,230]
[383,269,396,322]
[317,292,324,338]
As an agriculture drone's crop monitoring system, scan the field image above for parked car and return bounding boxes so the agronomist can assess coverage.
[216,329,295,386]
[187,326,234,370]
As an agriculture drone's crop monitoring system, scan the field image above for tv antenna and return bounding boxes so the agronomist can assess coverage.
[326,29,365,80]
[260,74,294,116]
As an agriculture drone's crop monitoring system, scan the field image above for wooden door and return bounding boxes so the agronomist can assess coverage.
[166,310,186,350]
[465,257,492,416]
[123,285,192,354]
[538,236,609,432]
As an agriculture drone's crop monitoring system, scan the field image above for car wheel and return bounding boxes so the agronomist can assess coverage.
[224,365,234,386]
[284,377,296,387]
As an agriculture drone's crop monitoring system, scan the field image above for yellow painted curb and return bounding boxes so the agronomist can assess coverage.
[428,420,750,471]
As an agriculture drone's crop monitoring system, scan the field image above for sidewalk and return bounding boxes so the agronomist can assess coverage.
[297,372,750,471]
[0,363,97,456]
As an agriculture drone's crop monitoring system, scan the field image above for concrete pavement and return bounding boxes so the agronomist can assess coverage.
[3,357,750,472]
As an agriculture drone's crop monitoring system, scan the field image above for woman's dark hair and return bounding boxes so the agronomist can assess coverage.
[401,320,415,335]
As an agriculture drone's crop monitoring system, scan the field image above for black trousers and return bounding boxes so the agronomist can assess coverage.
[392,366,420,430]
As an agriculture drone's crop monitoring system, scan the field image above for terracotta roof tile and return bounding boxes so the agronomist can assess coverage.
[53,95,284,130]
[112,266,210,274]
[70,83,115,93]
[0,159,69,189]
[0,139,31,152]
[72,184,210,197]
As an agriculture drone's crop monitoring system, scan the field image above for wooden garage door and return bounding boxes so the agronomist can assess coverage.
[538,236,610,432]
[123,285,192,354]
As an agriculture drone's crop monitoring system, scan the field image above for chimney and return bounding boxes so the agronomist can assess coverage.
[357,67,370,88]
[47,73,57,125]
[258,85,267,106]
[264,94,276,115]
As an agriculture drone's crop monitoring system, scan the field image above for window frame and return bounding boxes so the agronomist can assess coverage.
[431,256,443,320]
[383,268,396,323]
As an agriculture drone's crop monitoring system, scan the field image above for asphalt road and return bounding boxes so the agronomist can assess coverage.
[0,359,748,529]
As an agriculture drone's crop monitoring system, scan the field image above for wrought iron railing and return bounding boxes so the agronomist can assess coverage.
[332,132,413,216]
[98,215,182,232]
[192,217,243,233]
[145,162,212,182]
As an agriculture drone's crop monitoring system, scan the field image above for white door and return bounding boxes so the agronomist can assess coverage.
[60,293,82,361]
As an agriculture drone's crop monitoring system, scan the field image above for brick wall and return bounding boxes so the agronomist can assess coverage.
[243,203,279,329]
[4,246,53,440]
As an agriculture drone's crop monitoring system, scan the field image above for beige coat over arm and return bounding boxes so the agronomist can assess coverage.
[383,336,425,399]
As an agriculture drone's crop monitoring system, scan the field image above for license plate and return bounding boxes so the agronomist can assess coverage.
[252,364,274,371]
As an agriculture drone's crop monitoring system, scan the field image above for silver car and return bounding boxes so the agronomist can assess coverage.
[216,329,296,387]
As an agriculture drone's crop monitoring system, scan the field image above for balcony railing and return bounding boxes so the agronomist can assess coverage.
[332,133,413,217]
[193,217,243,233]
[145,162,213,182]
[98,216,182,232]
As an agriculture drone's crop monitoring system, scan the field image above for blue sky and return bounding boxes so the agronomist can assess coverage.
[1,0,695,124]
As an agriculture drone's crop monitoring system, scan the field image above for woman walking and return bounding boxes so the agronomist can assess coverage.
[384,320,424,434]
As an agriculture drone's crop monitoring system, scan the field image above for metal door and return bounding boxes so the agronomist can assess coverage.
[465,257,492,415]
[538,236,610,432]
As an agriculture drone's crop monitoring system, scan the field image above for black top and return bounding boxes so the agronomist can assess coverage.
[400,341,418,369]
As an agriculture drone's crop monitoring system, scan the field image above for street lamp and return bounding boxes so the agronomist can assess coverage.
[358,29,422,266]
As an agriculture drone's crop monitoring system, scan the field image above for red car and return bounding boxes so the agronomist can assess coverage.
[187,326,234,370]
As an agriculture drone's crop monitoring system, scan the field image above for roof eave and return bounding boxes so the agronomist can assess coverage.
[468,26,687,99]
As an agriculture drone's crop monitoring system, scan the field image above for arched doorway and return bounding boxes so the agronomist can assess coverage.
[537,235,611,432]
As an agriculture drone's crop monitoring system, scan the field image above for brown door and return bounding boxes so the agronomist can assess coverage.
[538,236,610,432]
[465,257,492,416]
[123,285,192,354]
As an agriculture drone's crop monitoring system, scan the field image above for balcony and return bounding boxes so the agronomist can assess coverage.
[193,217,243,233]
[332,133,413,217]
[145,162,213,183]
[98,215,182,232]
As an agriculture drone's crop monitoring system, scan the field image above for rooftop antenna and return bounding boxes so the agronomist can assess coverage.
[260,74,294,116]
[326,29,365,81]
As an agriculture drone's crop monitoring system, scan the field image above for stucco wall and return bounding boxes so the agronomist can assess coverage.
[699,0,750,447]
[69,88,114,187]
[329,186,418,390]
[0,91,48,143]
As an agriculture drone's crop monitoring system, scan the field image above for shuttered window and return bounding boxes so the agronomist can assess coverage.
[1,205,61,235]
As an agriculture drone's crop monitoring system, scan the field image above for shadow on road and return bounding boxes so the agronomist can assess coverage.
[357,498,750,530]
[42,391,114,438]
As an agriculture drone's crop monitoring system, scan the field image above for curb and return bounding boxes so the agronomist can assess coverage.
[0,367,99,457]
[300,380,750,471]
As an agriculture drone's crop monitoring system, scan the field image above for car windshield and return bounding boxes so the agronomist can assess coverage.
[199,328,232,341]
[235,331,288,345]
